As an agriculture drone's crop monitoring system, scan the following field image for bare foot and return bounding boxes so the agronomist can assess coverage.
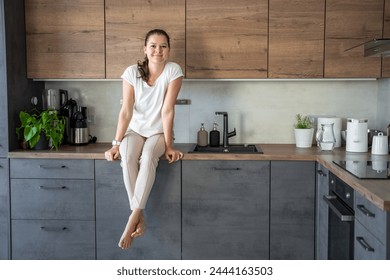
[131,211,146,238]
[118,209,143,249]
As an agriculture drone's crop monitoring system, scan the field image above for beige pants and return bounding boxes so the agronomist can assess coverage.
[119,130,165,210]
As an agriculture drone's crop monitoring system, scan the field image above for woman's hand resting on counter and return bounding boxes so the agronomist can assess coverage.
[165,147,183,164]
[105,146,120,161]
[105,145,183,163]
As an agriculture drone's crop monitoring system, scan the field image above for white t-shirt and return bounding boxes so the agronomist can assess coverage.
[121,62,183,137]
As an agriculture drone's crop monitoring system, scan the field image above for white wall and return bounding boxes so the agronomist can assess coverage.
[46,79,380,144]
[377,78,390,133]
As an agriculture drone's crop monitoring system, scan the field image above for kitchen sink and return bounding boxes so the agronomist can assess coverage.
[189,144,263,154]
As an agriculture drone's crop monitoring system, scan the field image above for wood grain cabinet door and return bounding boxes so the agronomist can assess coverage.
[186,0,268,79]
[324,0,383,78]
[105,0,185,79]
[269,0,325,78]
[25,0,105,79]
[382,0,390,77]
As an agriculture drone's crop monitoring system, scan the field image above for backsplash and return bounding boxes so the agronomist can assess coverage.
[45,79,381,144]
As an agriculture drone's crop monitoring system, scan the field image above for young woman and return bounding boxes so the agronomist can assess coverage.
[104,29,184,249]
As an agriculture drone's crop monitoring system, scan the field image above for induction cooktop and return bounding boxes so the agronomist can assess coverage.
[333,160,390,179]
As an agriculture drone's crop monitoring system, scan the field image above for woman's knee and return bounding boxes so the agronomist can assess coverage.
[139,153,160,168]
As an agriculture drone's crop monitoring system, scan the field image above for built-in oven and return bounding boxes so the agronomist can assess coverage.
[323,172,355,260]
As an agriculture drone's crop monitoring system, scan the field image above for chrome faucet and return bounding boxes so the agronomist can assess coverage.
[215,111,236,147]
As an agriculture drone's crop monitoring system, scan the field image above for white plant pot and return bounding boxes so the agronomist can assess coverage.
[294,128,314,148]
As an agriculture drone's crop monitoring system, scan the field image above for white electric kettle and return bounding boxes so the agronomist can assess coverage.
[346,118,368,152]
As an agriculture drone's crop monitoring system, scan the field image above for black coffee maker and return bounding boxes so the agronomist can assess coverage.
[60,99,89,145]
[70,106,89,145]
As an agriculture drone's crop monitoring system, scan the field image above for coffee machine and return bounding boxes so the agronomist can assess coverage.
[69,105,89,145]
[60,99,89,145]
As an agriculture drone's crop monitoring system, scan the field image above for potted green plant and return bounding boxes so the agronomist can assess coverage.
[16,109,65,150]
[294,113,314,148]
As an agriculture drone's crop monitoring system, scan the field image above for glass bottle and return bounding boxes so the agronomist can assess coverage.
[209,123,220,147]
[316,123,336,151]
[197,123,208,147]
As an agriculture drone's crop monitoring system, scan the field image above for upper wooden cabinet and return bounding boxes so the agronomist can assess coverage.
[25,0,105,79]
[382,0,390,78]
[105,0,185,79]
[268,0,325,78]
[186,0,268,79]
[324,0,383,78]
[25,0,387,79]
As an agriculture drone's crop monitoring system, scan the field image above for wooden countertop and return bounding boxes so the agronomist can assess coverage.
[8,143,390,211]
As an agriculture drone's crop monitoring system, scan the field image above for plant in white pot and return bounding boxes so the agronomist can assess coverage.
[294,114,314,148]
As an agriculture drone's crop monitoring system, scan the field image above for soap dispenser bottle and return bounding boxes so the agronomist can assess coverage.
[197,123,208,147]
[209,123,220,147]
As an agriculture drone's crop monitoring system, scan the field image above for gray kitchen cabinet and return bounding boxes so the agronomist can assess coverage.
[11,179,95,220]
[11,220,95,260]
[2,0,43,261]
[95,159,181,260]
[10,158,94,179]
[10,158,95,260]
[0,159,9,260]
[315,163,329,260]
[0,0,9,260]
[182,160,270,260]
[270,161,316,260]
[354,191,390,260]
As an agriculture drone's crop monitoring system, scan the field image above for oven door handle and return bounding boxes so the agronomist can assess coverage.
[323,195,354,222]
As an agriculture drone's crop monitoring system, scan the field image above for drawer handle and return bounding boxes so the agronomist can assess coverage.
[212,167,241,171]
[39,165,67,169]
[356,236,375,252]
[357,204,375,217]
[40,226,68,232]
[39,185,68,190]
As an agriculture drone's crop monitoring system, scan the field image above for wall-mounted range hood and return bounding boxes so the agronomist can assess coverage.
[363,39,390,57]
[345,38,390,57]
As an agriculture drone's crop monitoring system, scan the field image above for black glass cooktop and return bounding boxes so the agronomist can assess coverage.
[333,160,390,179]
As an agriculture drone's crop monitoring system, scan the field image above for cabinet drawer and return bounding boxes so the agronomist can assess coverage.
[11,179,94,220]
[354,220,386,260]
[10,159,94,179]
[355,191,387,244]
[11,219,95,260]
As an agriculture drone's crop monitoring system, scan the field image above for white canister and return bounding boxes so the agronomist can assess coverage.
[317,117,342,148]
[346,118,368,153]
[371,132,389,155]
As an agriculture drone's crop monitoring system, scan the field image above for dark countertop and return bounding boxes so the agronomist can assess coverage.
[8,143,390,211]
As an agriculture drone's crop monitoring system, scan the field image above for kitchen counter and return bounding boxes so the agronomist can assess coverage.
[8,143,390,211]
